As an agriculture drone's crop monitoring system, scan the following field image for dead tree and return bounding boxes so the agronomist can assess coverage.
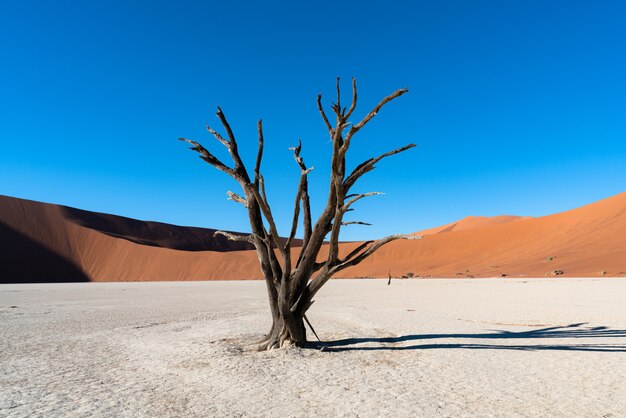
[179,79,421,349]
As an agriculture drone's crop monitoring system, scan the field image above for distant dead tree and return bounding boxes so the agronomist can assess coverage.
[179,79,420,349]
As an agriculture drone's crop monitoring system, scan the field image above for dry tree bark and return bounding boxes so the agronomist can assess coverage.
[179,79,421,349]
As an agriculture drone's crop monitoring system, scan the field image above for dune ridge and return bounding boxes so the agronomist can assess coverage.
[1,192,625,282]
[416,215,532,235]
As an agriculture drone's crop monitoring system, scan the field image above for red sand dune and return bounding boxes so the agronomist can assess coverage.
[1,192,625,283]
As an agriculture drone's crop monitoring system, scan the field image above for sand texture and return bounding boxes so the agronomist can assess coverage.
[1,278,625,417]
[1,191,626,282]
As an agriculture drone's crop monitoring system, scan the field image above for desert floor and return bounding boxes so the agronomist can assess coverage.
[1,279,626,417]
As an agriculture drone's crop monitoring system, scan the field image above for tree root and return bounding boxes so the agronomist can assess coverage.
[256,331,306,351]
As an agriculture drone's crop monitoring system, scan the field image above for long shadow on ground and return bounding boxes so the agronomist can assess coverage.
[313,323,626,352]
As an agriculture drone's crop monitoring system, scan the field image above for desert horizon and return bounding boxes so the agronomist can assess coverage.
[2,189,625,284]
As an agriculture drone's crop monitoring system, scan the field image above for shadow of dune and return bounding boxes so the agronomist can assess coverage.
[0,222,90,283]
[61,205,304,252]
[315,323,626,353]
[61,206,257,252]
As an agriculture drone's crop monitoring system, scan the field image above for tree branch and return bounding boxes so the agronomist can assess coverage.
[317,94,333,134]
[286,141,314,268]
[180,109,283,296]
[344,143,416,192]
[215,230,253,243]
[205,124,229,147]
[332,234,423,274]
[306,234,423,299]
[178,138,237,178]
[286,140,314,253]
[332,76,343,118]
[216,106,236,144]
[341,221,372,226]
[344,87,409,143]
[300,178,313,250]
[227,191,248,208]
[254,119,264,187]
[247,184,287,260]
[215,107,247,174]
[255,228,283,285]
[344,78,358,120]
[285,176,303,252]
[336,76,341,111]
[343,192,384,212]
[342,240,373,262]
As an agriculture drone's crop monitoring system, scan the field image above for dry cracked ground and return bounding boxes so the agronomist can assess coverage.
[1,278,626,417]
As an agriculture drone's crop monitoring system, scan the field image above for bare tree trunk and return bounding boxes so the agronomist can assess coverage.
[257,286,307,349]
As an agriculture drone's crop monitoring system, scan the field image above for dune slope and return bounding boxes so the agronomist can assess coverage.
[416,215,531,235]
[0,195,256,282]
[348,192,626,278]
[1,192,625,282]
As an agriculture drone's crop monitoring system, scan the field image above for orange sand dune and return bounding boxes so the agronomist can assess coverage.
[351,192,626,278]
[1,192,626,282]
[0,195,255,282]
[416,215,532,235]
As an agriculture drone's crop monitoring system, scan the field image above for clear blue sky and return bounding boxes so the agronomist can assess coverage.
[1,1,625,240]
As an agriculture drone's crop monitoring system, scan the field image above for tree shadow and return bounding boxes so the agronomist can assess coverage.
[313,323,626,352]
